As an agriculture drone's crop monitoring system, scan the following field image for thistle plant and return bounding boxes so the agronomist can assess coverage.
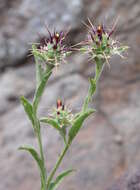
[19,21,128,190]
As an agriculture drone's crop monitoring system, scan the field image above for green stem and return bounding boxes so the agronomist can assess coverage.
[82,58,104,112]
[94,58,104,82]
[35,55,42,89]
[38,130,45,165]
[36,121,47,190]
[32,54,54,190]
[47,144,69,189]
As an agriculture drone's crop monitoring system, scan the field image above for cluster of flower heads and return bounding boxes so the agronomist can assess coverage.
[32,28,70,67]
[50,99,74,128]
[32,21,128,129]
[32,20,128,69]
[80,19,128,64]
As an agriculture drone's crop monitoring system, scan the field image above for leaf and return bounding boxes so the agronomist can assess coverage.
[33,70,52,113]
[68,109,95,143]
[32,44,46,62]
[40,117,61,131]
[40,117,66,143]
[19,145,45,178]
[35,58,44,88]
[117,46,129,53]
[102,34,108,48]
[48,169,75,190]
[20,96,34,126]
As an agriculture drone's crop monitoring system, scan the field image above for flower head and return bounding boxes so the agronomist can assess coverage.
[51,99,73,127]
[81,19,128,63]
[32,28,70,67]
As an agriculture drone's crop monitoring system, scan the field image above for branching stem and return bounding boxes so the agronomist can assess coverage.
[47,144,69,189]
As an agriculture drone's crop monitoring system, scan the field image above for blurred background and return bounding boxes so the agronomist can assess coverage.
[0,0,140,190]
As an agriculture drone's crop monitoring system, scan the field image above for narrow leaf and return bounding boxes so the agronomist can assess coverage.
[36,59,44,88]
[19,145,44,176]
[117,46,129,53]
[68,109,95,143]
[49,169,75,190]
[20,96,34,126]
[33,70,52,113]
[40,117,61,131]
[32,45,44,88]
[32,44,46,62]
[40,117,66,143]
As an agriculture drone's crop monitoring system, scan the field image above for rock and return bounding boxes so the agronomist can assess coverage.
[2,65,140,190]
[0,72,88,190]
[60,114,124,190]
[84,0,140,67]
[0,53,88,115]
[108,168,140,190]
[1,0,140,190]
[0,63,35,115]
[0,0,83,68]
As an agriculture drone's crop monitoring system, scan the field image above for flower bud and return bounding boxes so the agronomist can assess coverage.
[32,28,71,67]
[57,99,62,108]
[51,100,73,127]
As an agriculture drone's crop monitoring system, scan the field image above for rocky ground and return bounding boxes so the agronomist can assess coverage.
[0,0,140,190]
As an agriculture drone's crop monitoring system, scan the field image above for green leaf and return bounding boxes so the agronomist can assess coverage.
[32,44,46,62]
[32,44,44,84]
[33,70,52,113]
[19,145,45,178]
[40,117,61,131]
[102,34,108,48]
[40,117,66,143]
[68,109,95,143]
[80,47,87,53]
[35,57,44,88]
[111,46,129,58]
[48,169,75,190]
[20,96,34,126]
[117,46,129,53]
